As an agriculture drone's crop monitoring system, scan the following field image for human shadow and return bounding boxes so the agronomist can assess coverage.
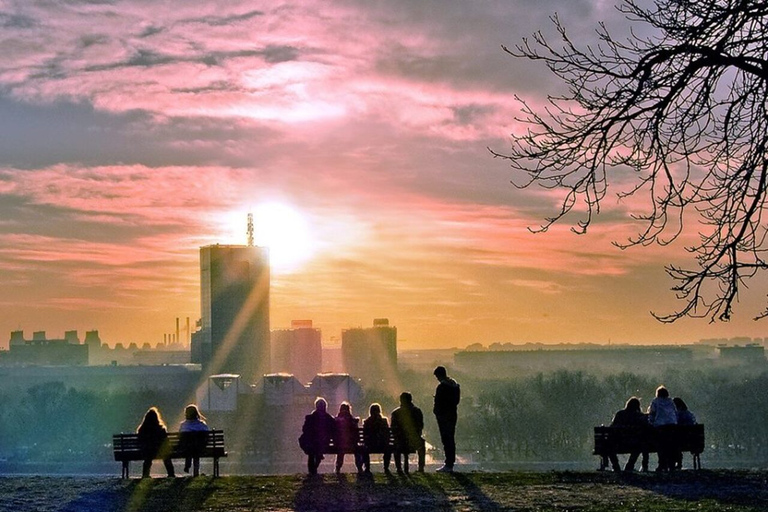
[59,476,218,512]
[293,472,454,512]
[451,472,504,512]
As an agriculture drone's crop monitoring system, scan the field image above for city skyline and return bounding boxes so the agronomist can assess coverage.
[3,1,768,350]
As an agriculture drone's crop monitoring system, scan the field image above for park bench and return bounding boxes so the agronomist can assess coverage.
[593,424,704,470]
[112,429,227,478]
[323,427,419,456]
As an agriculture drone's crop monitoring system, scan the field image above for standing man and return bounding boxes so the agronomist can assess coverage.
[433,365,460,473]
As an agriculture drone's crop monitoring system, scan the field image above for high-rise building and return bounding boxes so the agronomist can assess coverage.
[341,318,397,384]
[194,244,270,383]
[271,320,322,384]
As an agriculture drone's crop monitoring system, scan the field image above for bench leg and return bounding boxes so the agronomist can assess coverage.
[693,453,701,470]
[122,461,129,479]
[598,455,608,471]
[213,457,219,477]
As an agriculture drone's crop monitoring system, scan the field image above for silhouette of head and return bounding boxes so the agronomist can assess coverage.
[399,392,413,406]
[433,366,447,380]
[625,397,641,413]
[656,385,669,398]
[185,404,203,421]
[673,397,688,411]
[338,402,351,416]
[139,406,165,430]
[369,403,381,416]
[314,397,327,412]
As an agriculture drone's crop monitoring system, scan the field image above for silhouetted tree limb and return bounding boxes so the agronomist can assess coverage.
[493,0,768,322]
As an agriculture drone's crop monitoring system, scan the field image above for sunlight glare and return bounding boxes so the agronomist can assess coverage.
[252,201,315,273]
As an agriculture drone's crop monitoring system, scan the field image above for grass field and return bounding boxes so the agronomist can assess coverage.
[1,469,767,511]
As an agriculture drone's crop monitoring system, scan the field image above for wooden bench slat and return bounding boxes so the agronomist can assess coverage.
[320,427,419,455]
[112,430,227,478]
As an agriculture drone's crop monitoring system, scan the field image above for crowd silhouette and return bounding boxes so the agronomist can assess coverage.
[608,385,698,473]
[299,366,460,475]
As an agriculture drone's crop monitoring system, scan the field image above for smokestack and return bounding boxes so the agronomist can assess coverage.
[176,318,180,347]
[186,317,190,346]
[164,333,167,345]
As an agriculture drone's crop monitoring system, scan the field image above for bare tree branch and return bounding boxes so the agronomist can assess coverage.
[493,0,768,322]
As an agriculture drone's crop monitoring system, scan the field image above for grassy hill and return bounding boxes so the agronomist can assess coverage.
[2,470,768,511]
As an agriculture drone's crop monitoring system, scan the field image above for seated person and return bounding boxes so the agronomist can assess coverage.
[334,402,363,474]
[648,386,678,472]
[608,397,650,472]
[299,397,336,475]
[390,392,426,474]
[673,397,697,469]
[179,404,210,475]
[137,406,175,478]
[362,403,391,473]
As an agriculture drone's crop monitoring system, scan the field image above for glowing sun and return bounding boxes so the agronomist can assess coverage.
[251,201,315,272]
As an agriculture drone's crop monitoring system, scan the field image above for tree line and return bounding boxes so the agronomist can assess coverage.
[1,366,767,466]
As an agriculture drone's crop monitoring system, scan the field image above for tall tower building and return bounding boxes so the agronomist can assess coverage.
[196,244,270,383]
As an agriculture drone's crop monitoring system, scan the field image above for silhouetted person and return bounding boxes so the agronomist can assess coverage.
[673,397,697,469]
[391,392,426,474]
[674,397,696,425]
[137,406,175,478]
[608,397,650,472]
[648,385,677,472]
[299,397,336,475]
[334,402,363,474]
[179,404,209,475]
[362,403,391,473]
[433,365,460,472]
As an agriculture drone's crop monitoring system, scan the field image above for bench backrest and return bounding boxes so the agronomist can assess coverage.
[594,424,704,455]
[113,430,226,461]
[325,427,411,453]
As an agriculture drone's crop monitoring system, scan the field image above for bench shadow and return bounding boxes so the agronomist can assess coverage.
[617,469,768,509]
[293,471,505,512]
[293,472,449,512]
[59,477,218,512]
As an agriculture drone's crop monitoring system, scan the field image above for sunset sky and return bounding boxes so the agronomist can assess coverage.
[1,0,766,350]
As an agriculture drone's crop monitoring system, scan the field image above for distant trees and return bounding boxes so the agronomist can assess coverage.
[495,0,768,322]
[461,367,768,464]
[0,384,172,461]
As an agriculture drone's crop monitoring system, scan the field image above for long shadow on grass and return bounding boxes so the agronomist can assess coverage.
[58,477,218,512]
[451,473,503,512]
[294,472,447,511]
[617,470,768,509]
[293,471,503,512]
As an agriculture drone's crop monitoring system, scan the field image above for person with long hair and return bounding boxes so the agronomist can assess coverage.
[334,402,363,474]
[137,406,175,478]
[362,403,391,473]
[608,397,650,472]
[179,404,210,474]
[673,397,697,469]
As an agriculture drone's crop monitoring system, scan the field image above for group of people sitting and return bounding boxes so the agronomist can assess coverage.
[299,392,427,475]
[608,385,697,473]
[136,404,210,478]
